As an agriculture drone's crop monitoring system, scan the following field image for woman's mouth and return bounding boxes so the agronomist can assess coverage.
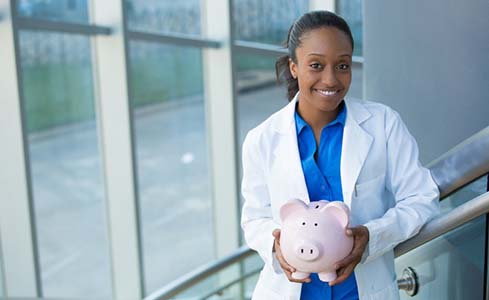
[314,88,341,97]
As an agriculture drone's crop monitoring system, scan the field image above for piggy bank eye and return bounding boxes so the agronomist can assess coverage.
[302,222,306,226]
[315,205,320,209]
[314,223,318,226]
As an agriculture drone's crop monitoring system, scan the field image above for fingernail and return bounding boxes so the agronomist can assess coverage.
[346,229,352,235]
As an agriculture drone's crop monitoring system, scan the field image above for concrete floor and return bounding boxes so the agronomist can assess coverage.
[25,67,363,299]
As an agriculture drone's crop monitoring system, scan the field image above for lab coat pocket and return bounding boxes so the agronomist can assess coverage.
[351,174,387,224]
[355,173,385,196]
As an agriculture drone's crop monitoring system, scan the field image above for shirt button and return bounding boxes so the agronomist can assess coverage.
[321,185,326,191]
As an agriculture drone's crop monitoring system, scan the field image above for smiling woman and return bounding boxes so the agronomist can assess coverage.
[289,26,353,133]
[240,10,440,300]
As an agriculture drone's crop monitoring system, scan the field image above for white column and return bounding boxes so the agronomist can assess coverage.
[310,0,336,12]
[201,0,240,258]
[0,0,39,297]
[91,1,142,299]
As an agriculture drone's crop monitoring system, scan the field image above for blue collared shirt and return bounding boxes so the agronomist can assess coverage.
[295,102,359,300]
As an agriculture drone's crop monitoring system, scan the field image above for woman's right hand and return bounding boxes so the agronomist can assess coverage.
[272,229,311,283]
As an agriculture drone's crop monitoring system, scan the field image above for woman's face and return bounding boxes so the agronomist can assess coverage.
[289,27,353,116]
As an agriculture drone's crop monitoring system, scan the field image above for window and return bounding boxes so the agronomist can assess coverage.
[18,30,112,298]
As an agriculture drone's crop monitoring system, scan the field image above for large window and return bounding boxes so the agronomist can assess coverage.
[234,0,309,45]
[233,0,309,144]
[126,1,215,296]
[128,41,214,295]
[18,30,112,298]
[336,0,363,57]
[337,0,364,99]
[17,0,90,24]
[127,0,201,35]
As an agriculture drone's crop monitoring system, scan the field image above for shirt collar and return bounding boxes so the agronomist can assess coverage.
[294,100,347,135]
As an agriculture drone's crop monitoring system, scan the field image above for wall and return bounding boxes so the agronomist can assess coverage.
[364,0,489,163]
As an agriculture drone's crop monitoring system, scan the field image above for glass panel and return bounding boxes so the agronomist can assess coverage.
[242,254,264,299]
[17,0,90,24]
[235,53,285,246]
[128,41,213,295]
[233,0,309,45]
[440,175,488,213]
[169,252,262,300]
[336,0,363,57]
[395,174,488,300]
[235,53,286,146]
[18,31,112,298]
[126,0,201,36]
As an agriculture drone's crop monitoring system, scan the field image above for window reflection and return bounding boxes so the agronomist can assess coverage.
[127,0,201,35]
[17,0,89,23]
[336,0,363,57]
[18,30,112,298]
[128,41,214,295]
[235,53,286,145]
[233,0,309,45]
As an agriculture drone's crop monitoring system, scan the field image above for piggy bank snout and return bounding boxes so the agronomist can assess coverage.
[294,241,321,261]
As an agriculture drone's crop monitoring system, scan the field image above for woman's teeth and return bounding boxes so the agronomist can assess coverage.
[316,89,339,96]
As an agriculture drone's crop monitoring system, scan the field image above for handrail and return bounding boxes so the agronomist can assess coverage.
[395,191,489,257]
[145,125,489,300]
[199,268,262,300]
[428,126,489,199]
[144,246,255,300]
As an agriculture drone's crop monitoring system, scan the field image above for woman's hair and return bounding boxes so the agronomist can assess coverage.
[275,11,354,101]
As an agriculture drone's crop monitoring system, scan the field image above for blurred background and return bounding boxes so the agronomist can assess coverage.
[0,0,487,299]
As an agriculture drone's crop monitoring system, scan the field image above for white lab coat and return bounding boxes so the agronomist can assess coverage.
[240,94,440,300]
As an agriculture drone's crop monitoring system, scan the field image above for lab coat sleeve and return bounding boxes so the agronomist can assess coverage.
[240,130,283,274]
[363,108,440,263]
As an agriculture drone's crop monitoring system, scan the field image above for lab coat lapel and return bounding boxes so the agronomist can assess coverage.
[271,96,310,204]
[341,99,373,208]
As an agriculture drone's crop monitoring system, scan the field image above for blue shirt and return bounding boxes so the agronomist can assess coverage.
[295,102,359,300]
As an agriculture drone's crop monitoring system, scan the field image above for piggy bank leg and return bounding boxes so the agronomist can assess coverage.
[291,271,310,280]
[318,271,337,282]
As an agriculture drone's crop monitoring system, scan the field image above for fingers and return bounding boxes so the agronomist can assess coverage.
[283,269,311,283]
[346,226,369,241]
[271,230,310,283]
[329,263,355,286]
[271,230,295,272]
[334,253,357,271]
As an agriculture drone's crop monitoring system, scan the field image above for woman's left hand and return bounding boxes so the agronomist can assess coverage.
[329,225,370,286]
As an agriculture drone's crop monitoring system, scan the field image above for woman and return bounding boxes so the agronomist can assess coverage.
[240,11,439,300]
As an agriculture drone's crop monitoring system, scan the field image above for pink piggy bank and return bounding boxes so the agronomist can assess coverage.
[279,199,353,282]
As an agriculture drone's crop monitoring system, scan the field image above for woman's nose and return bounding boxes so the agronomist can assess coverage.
[321,67,339,87]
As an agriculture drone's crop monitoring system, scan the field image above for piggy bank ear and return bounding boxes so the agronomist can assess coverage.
[320,201,350,228]
[280,199,307,221]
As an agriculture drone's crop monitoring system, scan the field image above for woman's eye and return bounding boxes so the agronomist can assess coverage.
[337,63,350,71]
[309,63,322,70]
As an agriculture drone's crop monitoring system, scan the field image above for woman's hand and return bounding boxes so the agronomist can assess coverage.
[272,229,311,283]
[329,225,369,286]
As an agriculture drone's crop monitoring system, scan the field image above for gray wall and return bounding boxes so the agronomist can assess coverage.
[363,0,489,164]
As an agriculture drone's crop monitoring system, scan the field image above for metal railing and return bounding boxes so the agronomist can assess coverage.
[145,126,489,300]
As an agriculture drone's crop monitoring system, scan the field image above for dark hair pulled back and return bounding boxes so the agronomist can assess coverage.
[275,11,354,101]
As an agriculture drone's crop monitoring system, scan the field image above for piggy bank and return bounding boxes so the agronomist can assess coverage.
[279,199,353,282]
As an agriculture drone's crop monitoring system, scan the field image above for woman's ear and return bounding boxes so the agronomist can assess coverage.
[289,58,298,79]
